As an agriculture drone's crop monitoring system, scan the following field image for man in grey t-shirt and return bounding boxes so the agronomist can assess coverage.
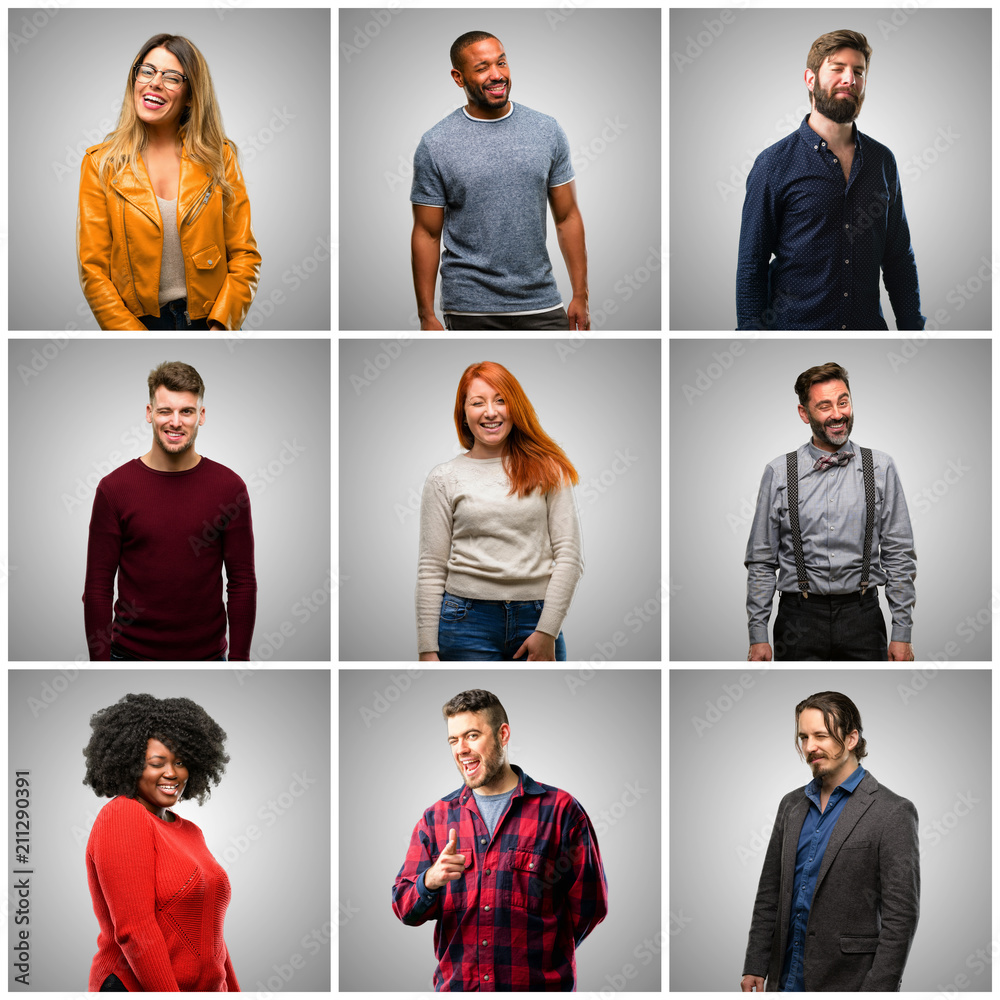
[411,31,590,331]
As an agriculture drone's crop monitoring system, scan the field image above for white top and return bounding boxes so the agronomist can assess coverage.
[156,196,187,306]
[416,453,584,653]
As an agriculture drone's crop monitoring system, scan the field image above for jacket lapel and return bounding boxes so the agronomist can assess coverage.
[812,771,877,895]
[178,145,213,226]
[111,156,160,227]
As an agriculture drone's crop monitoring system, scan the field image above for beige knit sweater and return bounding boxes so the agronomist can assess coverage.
[416,454,584,653]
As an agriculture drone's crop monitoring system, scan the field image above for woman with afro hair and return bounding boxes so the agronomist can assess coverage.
[83,692,239,991]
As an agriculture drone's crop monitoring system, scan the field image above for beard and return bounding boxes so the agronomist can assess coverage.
[466,78,510,113]
[155,427,196,455]
[812,81,864,124]
[808,410,853,450]
[457,733,506,789]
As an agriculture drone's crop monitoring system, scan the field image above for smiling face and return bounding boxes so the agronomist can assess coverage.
[797,707,858,788]
[147,386,205,456]
[135,737,189,817]
[451,36,511,118]
[463,376,512,458]
[808,47,866,124]
[134,45,190,132]
[798,379,853,452]
[447,711,509,791]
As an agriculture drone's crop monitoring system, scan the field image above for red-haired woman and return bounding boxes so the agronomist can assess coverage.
[416,362,583,661]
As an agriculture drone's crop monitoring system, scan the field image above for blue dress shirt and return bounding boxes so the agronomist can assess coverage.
[736,116,924,330]
[780,765,867,991]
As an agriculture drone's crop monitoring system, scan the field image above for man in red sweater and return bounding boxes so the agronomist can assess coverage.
[83,361,257,660]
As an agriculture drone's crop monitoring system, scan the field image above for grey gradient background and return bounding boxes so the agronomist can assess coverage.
[339,338,662,661]
[669,669,991,991]
[670,8,991,331]
[7,668,330,992]
[8,339,331,661]
[669,338,991,660]
[9,7,331,330]
[339,668,661,991]
[339,7,661,330]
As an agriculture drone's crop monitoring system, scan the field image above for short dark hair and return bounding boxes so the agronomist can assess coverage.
[795,691,868,763]
[82,693,229,805]
[794,362,851,407]
[450,30,500,72]
[806,29,872,81]
[148,361,205,403]
[442,689,508,735]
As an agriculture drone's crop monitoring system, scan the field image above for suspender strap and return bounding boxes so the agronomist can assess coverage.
[786,451,808,598]
[860,447,875,596]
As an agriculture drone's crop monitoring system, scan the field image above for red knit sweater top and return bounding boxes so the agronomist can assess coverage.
[86,796,240,992]
[83,456,257,660]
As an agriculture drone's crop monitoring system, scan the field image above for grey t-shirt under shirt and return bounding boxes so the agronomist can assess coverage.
[410,102,575,313]
[472,787,515,838]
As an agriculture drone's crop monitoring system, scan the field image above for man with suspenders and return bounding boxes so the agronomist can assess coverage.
[745,363,916,660]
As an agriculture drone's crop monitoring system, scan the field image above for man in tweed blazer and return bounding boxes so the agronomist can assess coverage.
[741,692,919,991]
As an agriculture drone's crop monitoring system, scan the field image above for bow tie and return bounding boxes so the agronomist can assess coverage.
[813,451,854,472]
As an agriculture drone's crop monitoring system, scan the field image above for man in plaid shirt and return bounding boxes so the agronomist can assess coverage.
[392,689,608,990]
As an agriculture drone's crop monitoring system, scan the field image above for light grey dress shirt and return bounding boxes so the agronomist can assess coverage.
[745,438,916,645]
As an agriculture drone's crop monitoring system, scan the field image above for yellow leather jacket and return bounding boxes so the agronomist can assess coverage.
[77,142,260,330]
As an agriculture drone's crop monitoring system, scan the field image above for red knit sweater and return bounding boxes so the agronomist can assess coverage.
[83,457,256,660]
[87,796,240,992]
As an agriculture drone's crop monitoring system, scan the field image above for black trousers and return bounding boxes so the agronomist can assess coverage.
[773,588,888,661]
[443,307,570,330]
[100,973,128,991]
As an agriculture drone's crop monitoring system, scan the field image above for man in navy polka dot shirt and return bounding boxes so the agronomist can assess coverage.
[736,30,925,331]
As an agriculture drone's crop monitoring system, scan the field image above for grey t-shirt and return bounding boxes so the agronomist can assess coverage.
[410,102,575,313]
[472,787,515,838]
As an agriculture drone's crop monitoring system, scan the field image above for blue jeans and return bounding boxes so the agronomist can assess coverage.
[110,644,226,661]
[138,298,210,330]
[436,591,567,661]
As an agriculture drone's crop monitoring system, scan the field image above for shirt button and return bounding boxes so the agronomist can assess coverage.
[844,292,849,297]
[485,868,491,876]
[813,144,818,149]
[821,142,826,146]
[481,838,486,845]
[484,975,489,981]
[845,259,850,264]
[484,904,490,911]
[841,325,847,329]
[482,940,488,947]
[844,224,850,229]
[528,862,534,868]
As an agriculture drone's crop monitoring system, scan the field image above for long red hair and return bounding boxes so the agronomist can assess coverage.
[453,361,579,498]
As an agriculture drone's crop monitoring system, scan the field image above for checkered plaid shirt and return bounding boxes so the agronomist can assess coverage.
[392,765,608,991]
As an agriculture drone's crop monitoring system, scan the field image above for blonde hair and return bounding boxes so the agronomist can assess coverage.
[98,33,236,200]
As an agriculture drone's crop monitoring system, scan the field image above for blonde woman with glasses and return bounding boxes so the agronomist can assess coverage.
[78,34,260,331]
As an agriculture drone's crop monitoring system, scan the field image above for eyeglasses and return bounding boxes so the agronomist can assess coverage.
[135,62,186,91]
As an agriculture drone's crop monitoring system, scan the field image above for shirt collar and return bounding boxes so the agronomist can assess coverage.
[798,114,860,152]
[805,436,856,464]
[804,764,866,807]
[448,763,545,806]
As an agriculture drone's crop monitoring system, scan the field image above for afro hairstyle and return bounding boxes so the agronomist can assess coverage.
[83,693,229,805]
